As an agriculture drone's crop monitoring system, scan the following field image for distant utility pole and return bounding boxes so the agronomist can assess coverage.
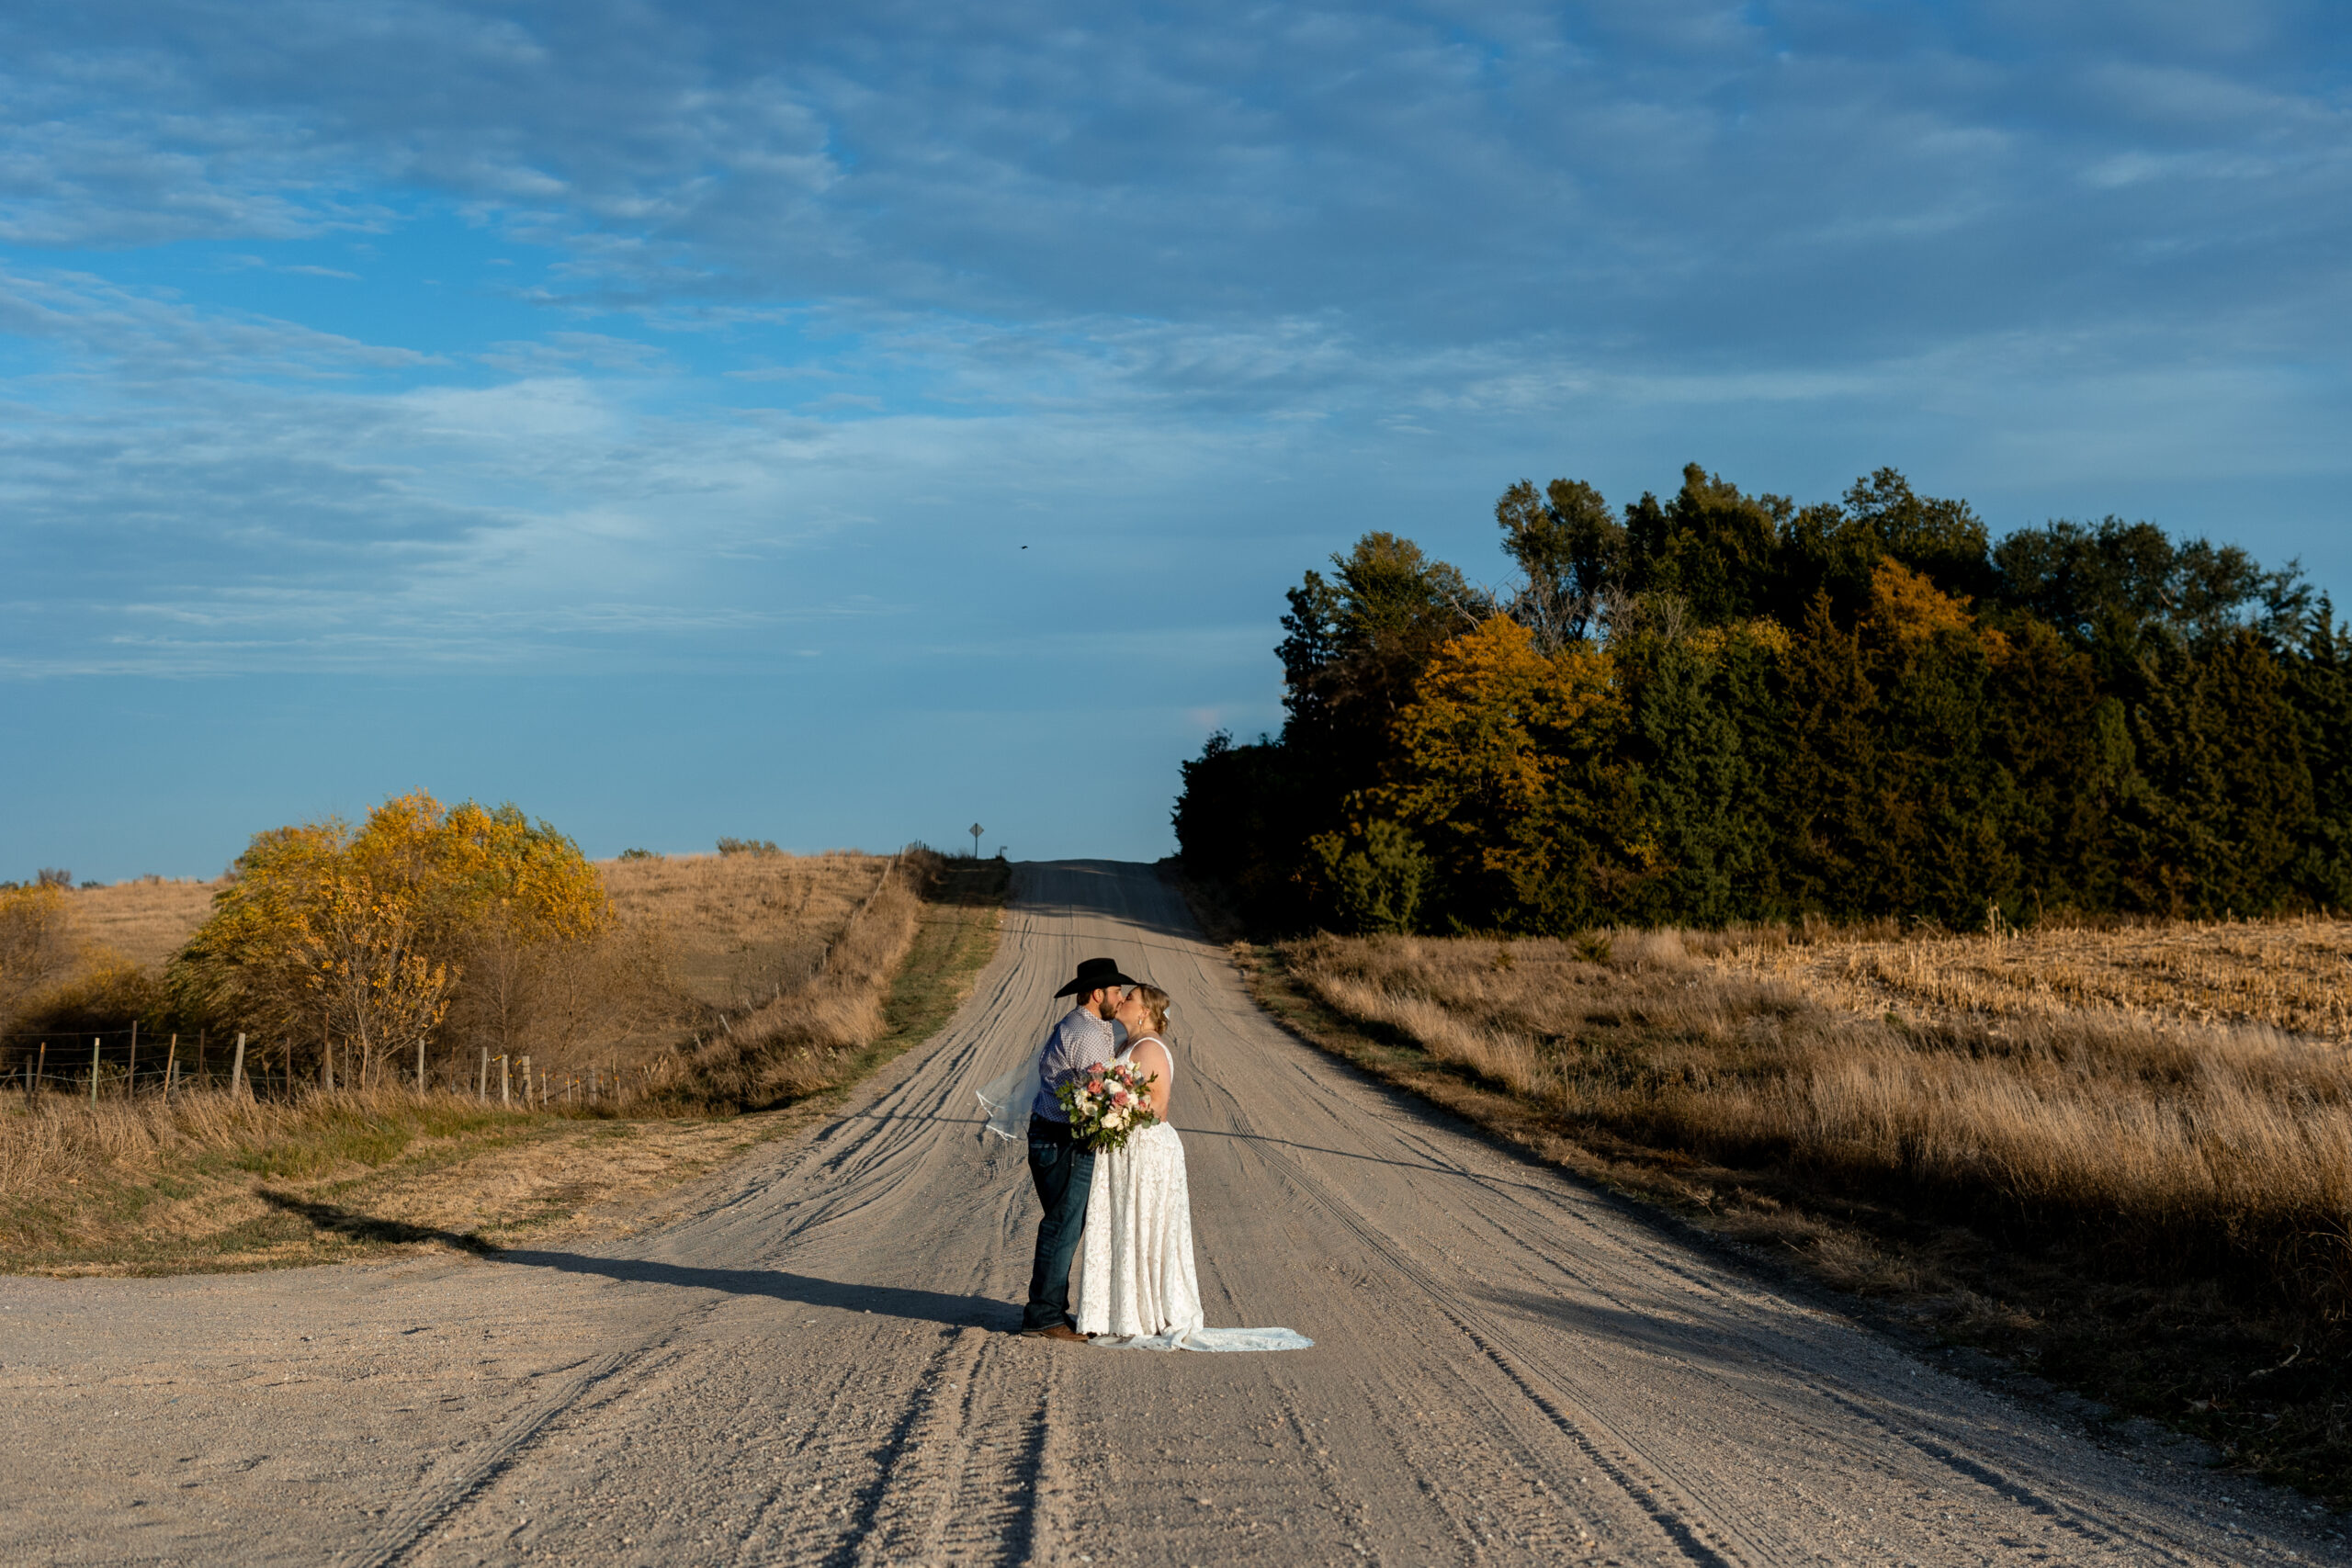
[968,822,985,859]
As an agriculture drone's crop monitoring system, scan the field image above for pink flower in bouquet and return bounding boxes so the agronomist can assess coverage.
[1054,1058,1162,1152]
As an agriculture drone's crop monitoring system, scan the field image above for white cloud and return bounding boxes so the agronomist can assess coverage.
[1,0,2348,684]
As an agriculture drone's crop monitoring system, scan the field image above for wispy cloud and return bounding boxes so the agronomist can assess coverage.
[0,268,432,379]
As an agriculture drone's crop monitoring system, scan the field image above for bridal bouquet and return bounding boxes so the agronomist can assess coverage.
[1056,1061,1160,1153]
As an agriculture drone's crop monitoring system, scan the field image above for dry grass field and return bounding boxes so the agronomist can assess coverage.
[0,850,1010,1277]
[1238,914,2352,1497]
[0,1088,787,1274]
[62,877,220,971]
[601,850,894,1013]
[1286,921,2352,1284]
[20,851,895,1024]
[1728,915,2352,1044]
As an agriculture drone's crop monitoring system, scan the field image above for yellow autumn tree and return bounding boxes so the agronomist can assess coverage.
[1375,615,1656,931]
[434,799,623,1068]
[1867,556,1974,650]
[172,794,611,1088]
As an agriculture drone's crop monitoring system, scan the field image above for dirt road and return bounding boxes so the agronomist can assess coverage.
[1,862,2338,1565]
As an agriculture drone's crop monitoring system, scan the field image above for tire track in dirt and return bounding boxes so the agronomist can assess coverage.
[1324,1105,2221,1564]
[338,1348,641,1568]
[1210,1092,1761,1568]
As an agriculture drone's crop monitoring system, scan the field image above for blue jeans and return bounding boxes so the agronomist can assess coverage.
[1023,1118,1096,1331]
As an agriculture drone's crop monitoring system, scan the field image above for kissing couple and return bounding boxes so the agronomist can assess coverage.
[977,955,1309,1352]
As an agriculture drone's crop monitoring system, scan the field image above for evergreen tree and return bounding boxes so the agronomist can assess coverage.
[1623,465,1788,626]
[1777,594,1883,914]
[1981,617,2124,916]
[1858,562,2015,925]
[1171,732,1309,924]
[1619,626,1788,925]
[2284,601,2352,908]
[2117,630,2313,916]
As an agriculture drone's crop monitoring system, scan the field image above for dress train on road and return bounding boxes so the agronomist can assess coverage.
[1072,1107,1309,1353]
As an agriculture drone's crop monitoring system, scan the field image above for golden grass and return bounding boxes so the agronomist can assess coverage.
[0,1084,791,1273]
[0,847,1008,1274]
[676,849,943,1104]
[1287,923,2352,1294]
[60,877,220,971]
[1258,916,2352,1494]
[4,850,909,1089]
[598,850,893,1011]
[1722,915,2352,1043]
[13,854,891,1038]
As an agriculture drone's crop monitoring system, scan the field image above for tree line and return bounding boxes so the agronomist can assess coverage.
[1175,465,2351,934]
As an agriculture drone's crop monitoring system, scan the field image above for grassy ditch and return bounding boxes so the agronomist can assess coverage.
[676,853,1009,1106]
[1219,919,2352,1502]
[0,855,1011,1276]
[0,1089,784,1274]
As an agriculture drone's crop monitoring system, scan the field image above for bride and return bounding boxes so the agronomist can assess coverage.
[1071,984,1309,1352]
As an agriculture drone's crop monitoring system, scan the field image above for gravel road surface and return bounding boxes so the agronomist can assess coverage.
[2,861,2340,1566]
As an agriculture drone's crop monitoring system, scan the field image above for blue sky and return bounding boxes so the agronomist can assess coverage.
[3,2,2347,878]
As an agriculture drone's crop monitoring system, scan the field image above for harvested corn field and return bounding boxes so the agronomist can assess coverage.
[1722,914,2352,1043]
[1259,916,2352,1495]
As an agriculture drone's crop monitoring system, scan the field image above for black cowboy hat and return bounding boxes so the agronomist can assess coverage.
[1055,955,1139,998]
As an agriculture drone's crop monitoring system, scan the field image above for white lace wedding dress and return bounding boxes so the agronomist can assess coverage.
[1071,1036,1311,1353]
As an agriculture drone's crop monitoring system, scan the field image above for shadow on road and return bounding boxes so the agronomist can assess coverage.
[257,1192,1014,1329]
[257,1190,499,1254]
[494,1249,1018,1330]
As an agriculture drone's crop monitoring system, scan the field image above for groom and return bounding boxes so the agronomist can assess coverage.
[1019,954,1136,1340]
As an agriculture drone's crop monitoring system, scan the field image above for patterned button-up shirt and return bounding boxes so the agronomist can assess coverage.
[1030,1005,1125,1122]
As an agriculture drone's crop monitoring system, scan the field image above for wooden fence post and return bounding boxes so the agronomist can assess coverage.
[520,1055,532,1111]
[164,1035,179,1100]
[230,1032,248,1100]
[478,1047,489,1100]
[500,1054,510,1106]
[416,1036,427,1095]
[89,1037,101,1106]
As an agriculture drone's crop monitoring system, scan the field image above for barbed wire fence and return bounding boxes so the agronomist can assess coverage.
[1,1021,684,1111]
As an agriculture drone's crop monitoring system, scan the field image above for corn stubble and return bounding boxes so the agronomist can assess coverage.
[1283,917,2352,1492]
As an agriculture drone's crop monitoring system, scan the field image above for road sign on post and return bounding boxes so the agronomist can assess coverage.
[969,822,985,859]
